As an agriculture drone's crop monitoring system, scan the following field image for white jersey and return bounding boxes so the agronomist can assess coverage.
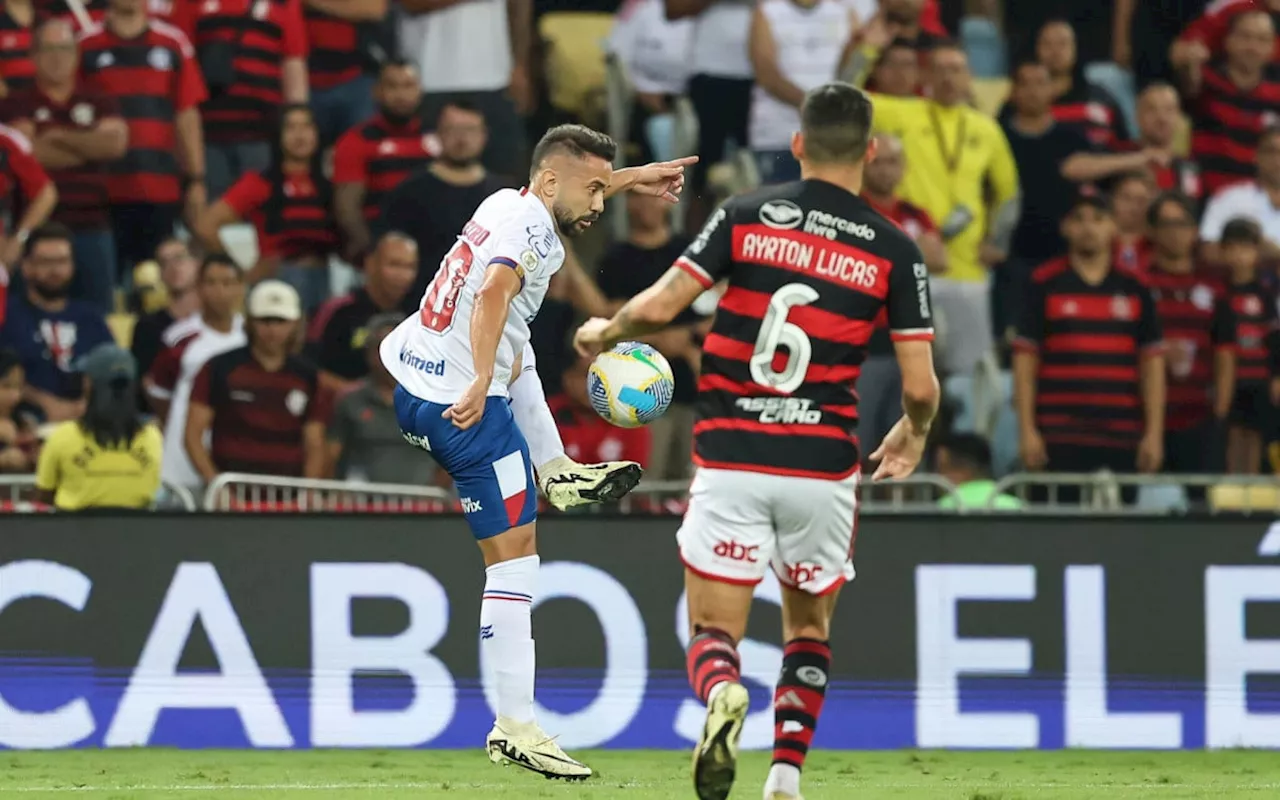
[147,313,246,488]
[381,188,566,405]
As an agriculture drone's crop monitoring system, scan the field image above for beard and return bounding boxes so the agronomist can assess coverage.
[380,106,417,128]
[552,203,598,238]
[439,152,479,169]
[30,281,70,302]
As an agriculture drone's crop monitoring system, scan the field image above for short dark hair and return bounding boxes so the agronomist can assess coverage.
[1009,56,1048,82]
[22,221,73,260]
[380,57,418,76]
[884,37,918,55]
[1147,190,1196,227]
[0,347,21,380]
[199,254,243,281]
[799,82,873,163]
[438,97,484,124]
[937,433,994,476]
[529,125,617,178]
[1221,217,1263,246]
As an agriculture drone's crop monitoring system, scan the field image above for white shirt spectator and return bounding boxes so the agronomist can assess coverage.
[749,0,854,150]
[690,0,754,80]
[146,313,246,488]
[609,0,695,95]
[399,0,511,93]
[1199,180,1280,245]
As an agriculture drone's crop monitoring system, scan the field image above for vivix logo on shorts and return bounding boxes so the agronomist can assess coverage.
[461,497,483,513]
[786,562,824,585]
[399,348,446,376]
[714,540,759,563]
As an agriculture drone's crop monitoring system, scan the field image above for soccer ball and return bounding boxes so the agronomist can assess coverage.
[587,342,675,428]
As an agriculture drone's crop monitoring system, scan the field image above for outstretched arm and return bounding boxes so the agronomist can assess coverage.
[573,266,707,355]
[607,156,699,203]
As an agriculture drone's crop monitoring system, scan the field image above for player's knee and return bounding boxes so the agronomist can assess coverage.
[478,522,538,566]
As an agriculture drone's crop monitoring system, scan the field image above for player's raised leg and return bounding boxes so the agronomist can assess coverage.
[677,469,775,800]
[509,342,642,508]
[393,390,591,780]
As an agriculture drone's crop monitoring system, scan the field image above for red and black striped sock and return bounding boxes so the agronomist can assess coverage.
[686,627,741,704]
[772,638,831,771]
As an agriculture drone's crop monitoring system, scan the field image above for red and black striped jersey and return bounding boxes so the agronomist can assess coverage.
[333,114,440,222]
[1050,81,1130,149]
[1014,259,1164,448]
[1228,279,1280,384]
[861,193,938,357]
[303,6,361,91]
[1190,64,1280,196]
[0,123,51,237]
[78,19,206,205]
[4,87,122,230]
[1146,265,1236,431]
[0,9,34,99]
[675,180,934,480]
[190,346,330,477]
[176,0,307,143]
[221,168,339,261]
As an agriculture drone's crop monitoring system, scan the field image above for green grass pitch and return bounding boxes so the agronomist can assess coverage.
[2,750,1279,799]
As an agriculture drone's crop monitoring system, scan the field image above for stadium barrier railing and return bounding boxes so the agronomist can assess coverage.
[0,474,198,512]
[202,472,453,513]
[992,472,1280,515]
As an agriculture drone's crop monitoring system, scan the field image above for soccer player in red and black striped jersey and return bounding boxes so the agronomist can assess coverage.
[174,0,308,200]
[0,0,36,100]
[1180,9,1280,195]
[78,0,207,276]
[1218,218,1280,472]
[1144,192,1237,474]
[8,18,127,313]
[303,0,383,145]
[193,105,338,313]
[573,83,940,800]
[1013,191,1166,487]
[333,58,438,260]
[185,280,329,483]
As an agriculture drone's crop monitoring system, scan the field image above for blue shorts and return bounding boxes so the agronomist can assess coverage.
[393,386,538,539]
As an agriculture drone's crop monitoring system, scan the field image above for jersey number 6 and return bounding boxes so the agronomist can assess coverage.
[750,283,820,395]
[420,241,475,334]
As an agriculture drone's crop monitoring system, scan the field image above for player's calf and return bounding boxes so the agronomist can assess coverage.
[764,638,831,800]
[688,627,748,800]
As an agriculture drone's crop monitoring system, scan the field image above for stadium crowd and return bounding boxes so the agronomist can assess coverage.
[0,0,1279,511]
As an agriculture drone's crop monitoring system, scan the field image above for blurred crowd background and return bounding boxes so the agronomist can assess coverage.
[1,0,1279,512]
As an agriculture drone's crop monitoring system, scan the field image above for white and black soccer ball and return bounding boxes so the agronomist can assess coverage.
[587,342,675,428]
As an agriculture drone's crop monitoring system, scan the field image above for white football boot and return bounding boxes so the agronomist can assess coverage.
[692,681,750,800]
[485,717,592,781]
[766,793,805,800]
[538,454,642,510]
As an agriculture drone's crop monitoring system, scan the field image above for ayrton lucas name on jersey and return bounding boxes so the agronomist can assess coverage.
[733,224,890,294]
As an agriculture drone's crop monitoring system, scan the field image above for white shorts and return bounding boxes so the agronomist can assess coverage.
[676,467,859,595]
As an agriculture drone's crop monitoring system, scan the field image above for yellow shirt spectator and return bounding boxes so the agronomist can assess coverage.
[869,92,1019,282]
[35,420,163,511]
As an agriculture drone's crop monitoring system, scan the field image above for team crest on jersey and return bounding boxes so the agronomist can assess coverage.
[1111,295,1134,320]
[71,103,95,126]
[519,249,538,277]
[96,51,114,68]
[759,200,804,230]
[1191,284,1214,311]
[34,107,51,123]
[148,47,171,71]
[285,389,308,417]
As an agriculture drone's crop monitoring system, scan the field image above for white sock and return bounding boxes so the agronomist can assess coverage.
[481,554,539,725]
[509,344,566,472]
[764,763,802,798]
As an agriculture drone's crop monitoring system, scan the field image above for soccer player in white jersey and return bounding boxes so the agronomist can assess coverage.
[380,125,694,779]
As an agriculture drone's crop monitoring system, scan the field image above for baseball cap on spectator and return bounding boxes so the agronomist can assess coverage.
[247,280,302,321]
[1221,217,1263,245]
[75,344,138,384]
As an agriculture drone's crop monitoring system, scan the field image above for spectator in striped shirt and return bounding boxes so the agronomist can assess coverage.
[194,104,338,313]
[0,0,35,100]
[1218,217,1280,473]
[175,0,309,201]
[303,0,385,146]
[8,17,127,314]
